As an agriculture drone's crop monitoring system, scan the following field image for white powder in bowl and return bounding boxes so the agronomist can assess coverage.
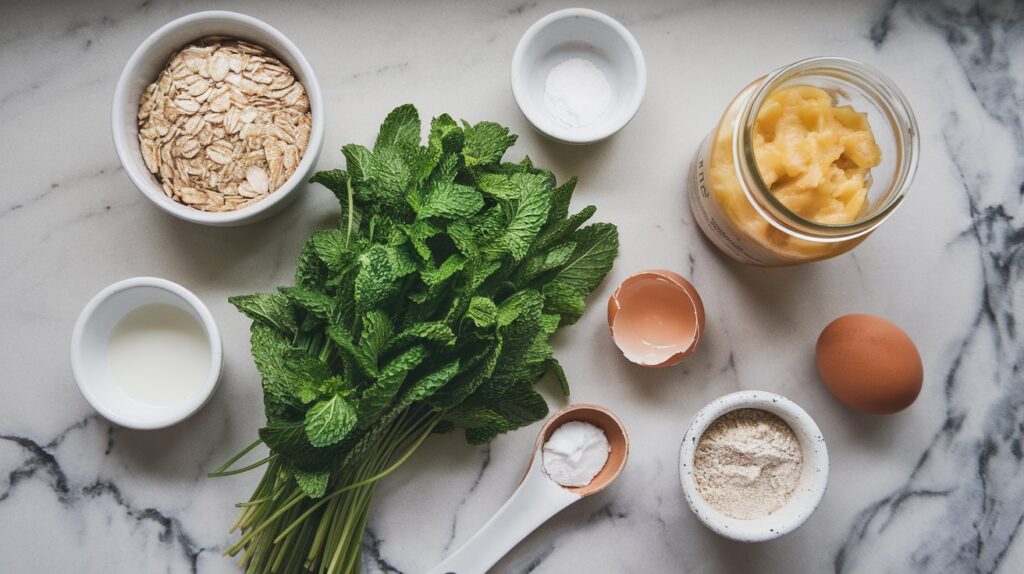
[543,58,612,128]
[693,409,803,520]
[542,421,610,487]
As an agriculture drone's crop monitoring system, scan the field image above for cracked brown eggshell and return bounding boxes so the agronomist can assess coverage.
[607,269,706,368]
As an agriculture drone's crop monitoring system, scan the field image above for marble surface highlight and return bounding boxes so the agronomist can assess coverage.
[1,1,1021,573]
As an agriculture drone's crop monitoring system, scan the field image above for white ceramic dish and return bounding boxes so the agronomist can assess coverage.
[511,8,646,144]
[71,277,223,429]
[678,390,829,542]
[112,11,324,226]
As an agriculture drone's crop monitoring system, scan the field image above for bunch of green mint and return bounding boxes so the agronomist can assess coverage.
[230,105,618,480]
[220,105,617,572]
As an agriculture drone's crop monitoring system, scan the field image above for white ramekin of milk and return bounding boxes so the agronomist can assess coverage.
[71,277,223,429]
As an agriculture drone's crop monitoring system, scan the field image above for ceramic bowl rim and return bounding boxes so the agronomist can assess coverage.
[510,7,647,144]
[111,10,324,226]
[70,276,223,429]
[678,390,829,542]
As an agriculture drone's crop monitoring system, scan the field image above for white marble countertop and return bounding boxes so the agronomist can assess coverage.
[2,0,1022,572]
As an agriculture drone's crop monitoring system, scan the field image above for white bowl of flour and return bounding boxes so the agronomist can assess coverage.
[511,8,646,144]
[678,391,829,542]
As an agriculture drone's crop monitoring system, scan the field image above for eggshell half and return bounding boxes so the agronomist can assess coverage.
[815,314,923,414]
[607,269,706,367]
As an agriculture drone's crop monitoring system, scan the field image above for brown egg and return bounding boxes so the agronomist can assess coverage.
[816,314,923,414]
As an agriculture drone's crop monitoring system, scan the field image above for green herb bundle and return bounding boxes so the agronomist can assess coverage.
[212,105,618,573]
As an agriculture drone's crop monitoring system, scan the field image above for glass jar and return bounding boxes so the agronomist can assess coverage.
[688,57,919,266]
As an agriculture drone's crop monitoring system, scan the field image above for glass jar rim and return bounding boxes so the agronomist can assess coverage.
[732,57,920,242]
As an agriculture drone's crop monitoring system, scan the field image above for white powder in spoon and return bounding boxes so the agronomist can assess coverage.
[542,421,610,487]
[543,58,612,128]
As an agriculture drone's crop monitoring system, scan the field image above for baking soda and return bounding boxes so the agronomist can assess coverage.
[543,58,612,128]
[542,421,610,487]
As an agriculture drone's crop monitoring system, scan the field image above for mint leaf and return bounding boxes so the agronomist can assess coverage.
[358,346,427,425]
[310,229,352,273]
[541,281,586,322]
[546,177,577,225]
[540,241,576,270]
[398,360,459,407]
[462,121,517,167]
[457,382,549,446]
[342,144,373,181]
[393,321,456,346]
[259,421,325,471]
[430,341,501,409]
[518,241,577,283]
[358,311,394,360]
[403,220,442,261]
[548,223,619,294]
[327,324,378,377]
[464,296,497,328]
[295,238,330,288]
[428,114,463,155]
[250,325,320,411]
[365,146,413,209]
[421,254,466,286]
[309,169,348,202]
[354,245,416,308]
[496,290,544,327]
[463,260,501,294]
[233,106,622,532]
[546,358,570,397]
[375,104,421,152]
[401,144,438,185]
[230,293,295,334]
[295,469,330,498]
[429,154,461,190]
[419,181,484,219]
[447,221,478,258]
[494,173,550,261]
[497,385,549,426]
[525,315,557,363]
[474,173,518,200]
[280,287,335,321]
[476,208,507,240]
[534,205,596,252]
[305,394,357,448]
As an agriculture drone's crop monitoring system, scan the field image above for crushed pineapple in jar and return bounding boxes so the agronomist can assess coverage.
[689,58,918,266]
[752,85,881,225]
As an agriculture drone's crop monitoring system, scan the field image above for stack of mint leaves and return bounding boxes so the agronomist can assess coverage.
[215,105,618,573]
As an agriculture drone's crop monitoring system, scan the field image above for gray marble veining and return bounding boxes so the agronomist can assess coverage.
[1,1,1022,573]
[836,2,1024,573]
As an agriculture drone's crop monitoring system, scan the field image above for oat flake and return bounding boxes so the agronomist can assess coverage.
[137,37,312,212]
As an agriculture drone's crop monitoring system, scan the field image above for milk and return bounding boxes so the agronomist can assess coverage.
[106,304,210,407]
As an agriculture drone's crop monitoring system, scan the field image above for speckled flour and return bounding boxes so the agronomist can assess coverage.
[693,409,803,519]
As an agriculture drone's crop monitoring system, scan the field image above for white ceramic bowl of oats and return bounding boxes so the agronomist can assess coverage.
[112,11,324,226]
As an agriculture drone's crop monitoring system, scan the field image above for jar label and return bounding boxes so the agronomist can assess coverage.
[687,133,790,266]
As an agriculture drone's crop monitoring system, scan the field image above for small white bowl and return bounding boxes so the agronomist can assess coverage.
[71,277,223,429]
[511,8,646,144]
[678,391,829,542]
[112,11,324,226]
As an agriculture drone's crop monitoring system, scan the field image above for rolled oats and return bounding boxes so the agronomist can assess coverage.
[138,37,312,212]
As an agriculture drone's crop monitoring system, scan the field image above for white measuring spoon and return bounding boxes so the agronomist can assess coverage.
[428,404,629,574]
